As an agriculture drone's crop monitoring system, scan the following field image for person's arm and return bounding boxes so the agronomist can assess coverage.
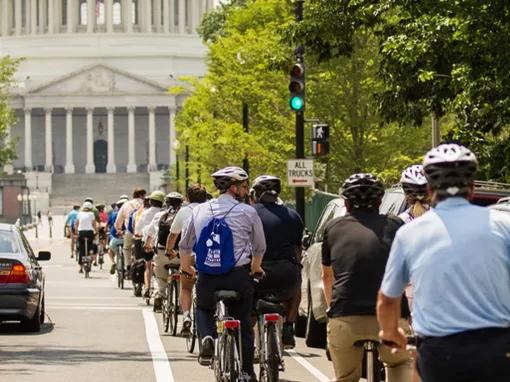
[322,265,334,307]
[377,291,406,348]
[249,210,266,275]
[166,233,179,257]
[114,204,126,233]
[179,212,197,277]
[92,219,98,235]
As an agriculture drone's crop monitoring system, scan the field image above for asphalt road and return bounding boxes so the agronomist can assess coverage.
[0,216,335,382]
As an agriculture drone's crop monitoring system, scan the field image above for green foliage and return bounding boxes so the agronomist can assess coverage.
[0,56,20,168]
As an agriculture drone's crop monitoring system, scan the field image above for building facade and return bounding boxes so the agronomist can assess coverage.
[0,0,210,176]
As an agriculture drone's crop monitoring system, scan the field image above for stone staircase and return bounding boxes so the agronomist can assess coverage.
[50,173,150,210]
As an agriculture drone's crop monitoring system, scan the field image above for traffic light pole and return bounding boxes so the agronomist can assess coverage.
[242,102,250,175]
[294,0,305,222]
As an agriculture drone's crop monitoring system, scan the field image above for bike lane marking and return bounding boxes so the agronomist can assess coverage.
[142,308,176,382]
[286,349,330,382]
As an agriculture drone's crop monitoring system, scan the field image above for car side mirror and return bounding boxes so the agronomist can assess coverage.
[302,234,312,250]
[37,251,51,261]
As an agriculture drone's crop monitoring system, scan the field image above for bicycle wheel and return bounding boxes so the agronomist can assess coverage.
[186,297,197,353]
[223,332,240,382]
[168,280,178,336]
[263,324,280,382]
[171,279,179,336]
[162,283,171,333]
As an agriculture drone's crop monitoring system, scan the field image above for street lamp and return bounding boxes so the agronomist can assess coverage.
[172,139,180,192]
[29,195,38,238]
[16,194,22,227]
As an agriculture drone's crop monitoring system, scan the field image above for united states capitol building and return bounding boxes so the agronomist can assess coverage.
[0,0,210,210]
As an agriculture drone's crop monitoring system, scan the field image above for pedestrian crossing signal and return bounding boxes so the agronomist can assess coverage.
[312,124,330,156]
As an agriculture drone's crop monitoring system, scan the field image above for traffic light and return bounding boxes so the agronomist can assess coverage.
[312,123,330,156]
[289,62,305,111]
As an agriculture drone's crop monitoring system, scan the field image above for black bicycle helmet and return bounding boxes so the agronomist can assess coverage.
[252,175,281,198]
[341,173,385,209]
[423,144,478,197]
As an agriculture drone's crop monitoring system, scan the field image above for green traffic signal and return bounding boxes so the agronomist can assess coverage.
[290,96,304,111]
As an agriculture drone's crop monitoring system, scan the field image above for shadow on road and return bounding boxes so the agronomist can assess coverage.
[0,322,55,335]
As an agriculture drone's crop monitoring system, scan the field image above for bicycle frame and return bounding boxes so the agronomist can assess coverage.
[214,300,243,381]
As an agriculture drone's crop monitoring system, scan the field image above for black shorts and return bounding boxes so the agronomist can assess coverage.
[256,259,301,302]
[134,239,154,261]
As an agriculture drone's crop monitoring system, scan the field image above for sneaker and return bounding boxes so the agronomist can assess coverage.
[110,263,116,275]
[282,322,296,349]
[198,336,214,366]
[143,287,151,298]
[153,297,163,312]
[181,315,192,337]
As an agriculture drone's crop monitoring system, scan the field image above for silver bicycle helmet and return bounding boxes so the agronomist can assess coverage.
[252,175,281,197]
[341,173,385,209]
[400,165,428,201]
[212,167,249,191]
[423,144,478,196]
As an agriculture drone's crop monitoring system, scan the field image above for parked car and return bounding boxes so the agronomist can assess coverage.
[0,224,51,332]
[299,181,510,348]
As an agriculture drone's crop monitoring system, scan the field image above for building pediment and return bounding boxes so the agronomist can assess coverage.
[30,64,167,96]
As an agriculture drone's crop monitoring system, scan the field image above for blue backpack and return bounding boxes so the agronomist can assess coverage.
[194,203,240,275]
[127,208,138,234]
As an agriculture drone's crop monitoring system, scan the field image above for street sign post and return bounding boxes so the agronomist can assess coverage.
[287,159,314,187]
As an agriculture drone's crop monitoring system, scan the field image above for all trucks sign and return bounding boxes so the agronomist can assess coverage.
[287,159,314,187]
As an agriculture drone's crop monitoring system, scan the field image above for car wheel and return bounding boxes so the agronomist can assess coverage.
[40,296,45,325]
[305,285,327,348]
[21,305,41,332]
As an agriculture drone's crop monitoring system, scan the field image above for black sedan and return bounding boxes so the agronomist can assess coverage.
[0,224,50,332]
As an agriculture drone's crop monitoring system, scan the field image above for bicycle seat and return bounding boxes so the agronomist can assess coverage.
[164,263,180,271]
[214,290,240,304]
[255,299,285,316]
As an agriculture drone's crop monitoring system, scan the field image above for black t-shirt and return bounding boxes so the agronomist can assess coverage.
[322,210,409,318]
[254,202,304,262]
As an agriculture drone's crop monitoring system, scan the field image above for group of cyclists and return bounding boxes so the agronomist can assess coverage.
[63,142,510,382]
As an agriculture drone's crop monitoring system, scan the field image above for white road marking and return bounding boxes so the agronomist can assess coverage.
[142,308,175,382]
[287,349,331,382]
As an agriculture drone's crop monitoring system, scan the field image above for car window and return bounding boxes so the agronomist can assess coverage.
[18,230,37,262]
[313,203,339,243]
[0,230,20,254]
[380,191,406,216]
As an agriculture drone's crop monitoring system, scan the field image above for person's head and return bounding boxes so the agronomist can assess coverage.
[252,175,281,203]
[341,173,385,213]
[82,201,94,211]
[187,184,207,204]
[143,196,150,208]
[115,199,125,209]
[149,190,165,208]
[120,194,128,200]
[84,197,94,204]
[212,166,249,200]
[96,204,105,212]
[423,144,478,204]
[165,192,184,210]
[132,188,147,199]
[401,165,429,218]
[73,205,80,211]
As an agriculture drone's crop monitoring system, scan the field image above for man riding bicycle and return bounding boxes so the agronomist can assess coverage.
[75,201,98,274]
[251,175,304,349]
[179,166,266,382]
[108,199,126,274]
[378,144,510,382]
[65,205,80,258]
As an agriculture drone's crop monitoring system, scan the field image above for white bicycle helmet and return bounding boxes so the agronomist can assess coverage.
[252,175,281,197]
[212,167,249,190]
[166,192,183,200]
[423,144,478,196]
[400,165,428,200]
[82,201,94,210]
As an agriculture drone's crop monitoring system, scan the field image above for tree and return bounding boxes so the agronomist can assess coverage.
[0,56,20,168]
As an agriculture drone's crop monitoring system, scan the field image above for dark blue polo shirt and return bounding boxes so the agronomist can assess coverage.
[253,202,304,261]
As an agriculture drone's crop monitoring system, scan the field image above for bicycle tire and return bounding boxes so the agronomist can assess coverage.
[171,279,179,336]
[186,297,197,353]
[224,332,239,382]
[162,283,171,333]
[265,324,280,382]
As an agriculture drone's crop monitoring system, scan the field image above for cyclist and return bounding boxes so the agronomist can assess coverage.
[84,197,100,222]
[108,199,126,274]
[114,188,147,277]
[133,196,151,271]
[251,175,304,348]
[75,201,98,274]
[145,192,184,312]
[134,191,166,298]
[379,144,510,382]
[398,165,429,223]
[179,166,265,381]
[165,184,208,335]
[95,204,109,266]
[322,173,412,382]
[65,205,80,258]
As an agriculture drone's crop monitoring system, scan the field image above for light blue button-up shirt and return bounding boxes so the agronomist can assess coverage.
[179,194,266,266]
[381,197,510,337]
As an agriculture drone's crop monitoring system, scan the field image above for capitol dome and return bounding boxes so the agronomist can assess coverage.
[0,0,211,208]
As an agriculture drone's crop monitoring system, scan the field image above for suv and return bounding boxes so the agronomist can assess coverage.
[299,181,510,348]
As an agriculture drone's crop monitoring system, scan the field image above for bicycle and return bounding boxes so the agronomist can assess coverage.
[82,237,92,279]
[212,290,243,382]
[185,281,198,353]
[162,264,180,336]
[116,242,125,289]
[255,296,285,382]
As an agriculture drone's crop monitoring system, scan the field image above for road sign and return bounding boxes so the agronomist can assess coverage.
[287,159,314,187]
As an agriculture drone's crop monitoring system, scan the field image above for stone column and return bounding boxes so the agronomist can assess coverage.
[15,0,22,35]
[148,107,156,171]
[106,107,116,173]
[162,0,169,33]
[145,0,152,32]
[30,0,37,34]
[1,0,9,36]
[65,108,75,174]
[67,0,75,33]
[85,108,95,173]
[178,0,185,34]
[39,0,46,34]
[126,107,136,173]
[3,120,13,174]
[191,0,199,34]
[106,0,113,32]
[25,0,31,34]
[87,0,96,32]
[24,108,32,171]
[124,0,133,32]
[169,108,176,167]
[44,109,53,172]
[169,0,175,33]
[48,0,54,33]
[154,0,161,32]
[206,0,213,11]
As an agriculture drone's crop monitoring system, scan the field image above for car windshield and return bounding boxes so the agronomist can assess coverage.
[0,230,19,254]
